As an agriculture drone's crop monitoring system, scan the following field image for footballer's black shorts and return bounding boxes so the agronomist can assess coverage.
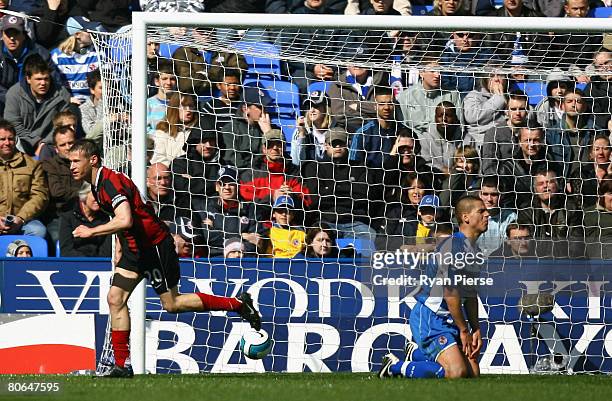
[116,235,180,295]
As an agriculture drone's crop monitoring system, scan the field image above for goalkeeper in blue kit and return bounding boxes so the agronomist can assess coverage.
[379,196,490,379]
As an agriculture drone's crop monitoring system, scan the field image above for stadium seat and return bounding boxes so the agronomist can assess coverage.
[412,5,433,15]
[56,240,61,257]
[244,78,301,141]
[589,7,612,18]
[516,81,547,106]
[307,81,333,95]
[158,43,182,59]
[336,238,376,257]
[233,41,282,79]
[0,235,48,257]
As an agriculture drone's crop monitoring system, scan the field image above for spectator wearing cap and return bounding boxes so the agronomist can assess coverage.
[192,165,259,257]
[475,176,518,256]
[415,194,444,241]
[5,239,32,257]
[302,126,381,243]
[481,90,530,176]
[349,86,403,169]
[0,15,64,115]
[58,182,111,257]
[382,128,441,202]
[240,128,314,222]
[50,23,100,104]
[221,86,273,170]
[534,69,575,129]
[166,216,207,258]
[151,92,198,166]
[586,50,612,132]
[398,54,463,141]
[200,68,243,132]
[418,101,472,175]
[170,117,222,212]
[4,54,73,157]
[291,90,335,166]
[327,61,389,133]
[261,195,306,258]
[146,162,177,222]
[224,237,245,258]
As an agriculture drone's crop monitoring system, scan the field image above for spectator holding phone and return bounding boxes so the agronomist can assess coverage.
[290,90,335,166]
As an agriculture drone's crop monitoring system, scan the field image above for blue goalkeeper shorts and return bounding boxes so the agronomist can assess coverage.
[409,302,459,362]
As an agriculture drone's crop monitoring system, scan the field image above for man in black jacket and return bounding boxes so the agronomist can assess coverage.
[302,127,381,242]
[192,165,260,257]
[170,118,221,213]
[58,184,111,257]
[517,168,583,257]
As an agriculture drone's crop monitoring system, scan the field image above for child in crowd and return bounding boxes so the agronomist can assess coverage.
[416,194,442,241]
[146,59,177,135]
[264,195,306,258]
[80,69,103,146]
[6,239,33,257]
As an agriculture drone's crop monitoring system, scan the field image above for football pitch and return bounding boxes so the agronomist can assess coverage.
[1,374,611,401]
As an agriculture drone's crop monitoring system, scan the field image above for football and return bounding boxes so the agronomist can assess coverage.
[240,329,273,360]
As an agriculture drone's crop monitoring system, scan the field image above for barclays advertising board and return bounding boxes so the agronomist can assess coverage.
[0,257,611,374]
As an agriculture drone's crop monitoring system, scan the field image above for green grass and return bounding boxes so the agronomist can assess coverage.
[1,373,610,401]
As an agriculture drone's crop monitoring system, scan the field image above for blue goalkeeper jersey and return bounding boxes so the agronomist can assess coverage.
[415,231,484,317]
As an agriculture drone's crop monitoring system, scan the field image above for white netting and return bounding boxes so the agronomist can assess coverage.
[91,17,612,375]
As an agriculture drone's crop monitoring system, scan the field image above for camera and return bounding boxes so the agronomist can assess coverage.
[5,215,15,226]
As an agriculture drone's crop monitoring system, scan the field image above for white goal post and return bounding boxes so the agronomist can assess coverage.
[92,12,612,375]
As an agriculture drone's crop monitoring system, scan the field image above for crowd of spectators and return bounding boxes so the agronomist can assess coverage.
[0,0,611,260]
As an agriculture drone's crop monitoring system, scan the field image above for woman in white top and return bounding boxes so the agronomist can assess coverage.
[290,90,335,166]
[151,93,198,165]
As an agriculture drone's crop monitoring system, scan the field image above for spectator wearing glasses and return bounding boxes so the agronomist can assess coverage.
[383,128,441,201]
[291,90,335,166]
[440,31,493,95]
[489,222,534,257]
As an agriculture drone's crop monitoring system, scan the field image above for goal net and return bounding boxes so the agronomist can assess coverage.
[91,13,612,375]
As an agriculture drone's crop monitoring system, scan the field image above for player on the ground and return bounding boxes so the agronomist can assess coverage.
[68,139,261,378]
[379,195,489,379]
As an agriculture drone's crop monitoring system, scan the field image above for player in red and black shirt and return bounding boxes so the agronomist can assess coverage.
[68,139,261,378]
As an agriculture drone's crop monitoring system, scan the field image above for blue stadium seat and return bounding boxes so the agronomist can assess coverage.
[307,81,333,95]
[0,235,48,257]
[56,240,61,257]
[589,7,612,18]
[233,41,282,79]
[158,43,182,59]
[412,5,433,15]
[336,238,376,257]
[244,78,301,141]
[516,81,547,106]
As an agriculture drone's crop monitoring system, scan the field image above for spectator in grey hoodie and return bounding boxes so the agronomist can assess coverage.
[79,69,103,148]
[463,70,509,150]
